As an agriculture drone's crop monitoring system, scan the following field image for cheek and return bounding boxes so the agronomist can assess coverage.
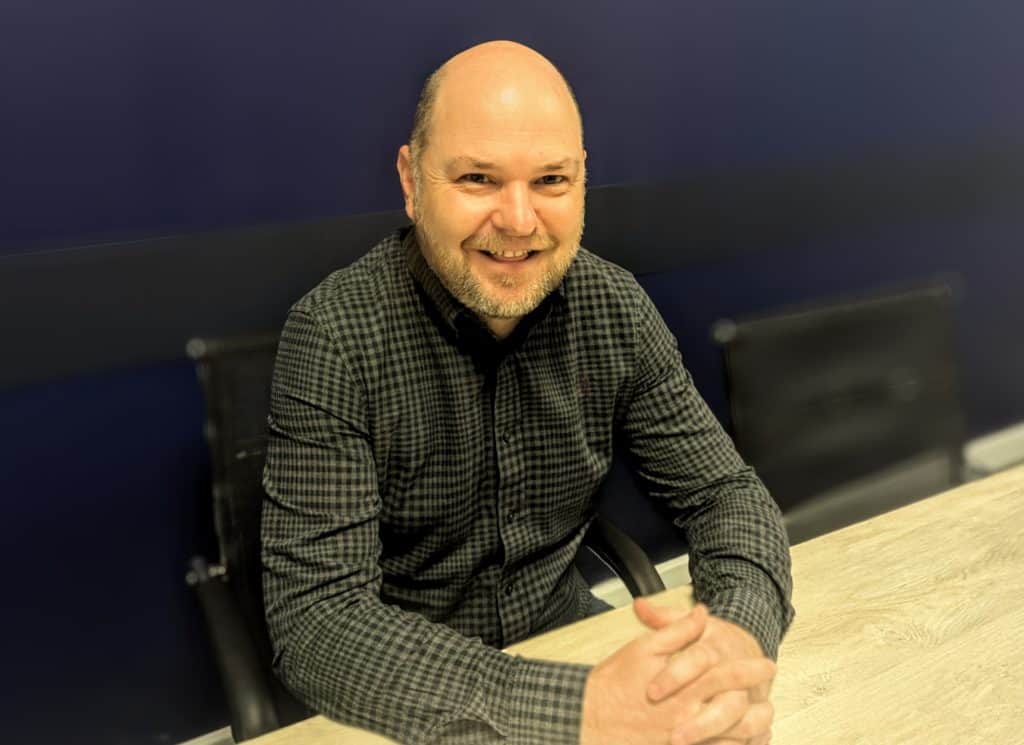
[541,197,584,233]
[454,194,497,226]
[432,193,493,239]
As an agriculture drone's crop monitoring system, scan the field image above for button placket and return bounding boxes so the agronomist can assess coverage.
[494,359,522,545]
[493,355,528,640]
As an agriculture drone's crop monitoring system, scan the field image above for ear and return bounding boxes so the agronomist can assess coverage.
[397,145,417,222]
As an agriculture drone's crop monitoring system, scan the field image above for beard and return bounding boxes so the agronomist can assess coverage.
[413,188,584,321]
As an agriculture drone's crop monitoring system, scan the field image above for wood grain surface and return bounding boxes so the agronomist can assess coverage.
[772,464,1024,744]
[249,466,1024,744]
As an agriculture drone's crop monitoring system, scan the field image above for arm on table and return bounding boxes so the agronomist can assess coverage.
[618,282,795,657]
[614,282,796,740]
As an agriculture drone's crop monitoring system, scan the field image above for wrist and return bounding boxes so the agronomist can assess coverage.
[579,666,606,745]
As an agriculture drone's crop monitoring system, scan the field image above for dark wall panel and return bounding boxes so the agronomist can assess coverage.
[4,140,1022,389]
[0,360,223,745]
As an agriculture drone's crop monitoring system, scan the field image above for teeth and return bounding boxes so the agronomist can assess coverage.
[488,250,530,258]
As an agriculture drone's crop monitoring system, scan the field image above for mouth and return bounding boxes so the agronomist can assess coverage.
[480,249,541,263]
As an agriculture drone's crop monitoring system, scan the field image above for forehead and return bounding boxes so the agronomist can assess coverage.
[428,70,582,162]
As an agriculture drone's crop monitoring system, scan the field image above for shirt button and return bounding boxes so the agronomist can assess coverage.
[501,431,512,444]
[505,509,516,523]
[504,582,515,596]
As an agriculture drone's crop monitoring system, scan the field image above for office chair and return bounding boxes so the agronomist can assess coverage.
[712,283,964,544]
[185,332,665,742]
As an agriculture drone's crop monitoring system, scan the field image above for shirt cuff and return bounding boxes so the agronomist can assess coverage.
[705,586,785,660]
[500,656,591,745]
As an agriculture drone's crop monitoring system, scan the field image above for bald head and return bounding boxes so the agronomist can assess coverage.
[395,41,587,339]
[409,41,583,167]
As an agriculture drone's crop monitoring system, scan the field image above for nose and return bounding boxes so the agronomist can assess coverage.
[492,182,538,237]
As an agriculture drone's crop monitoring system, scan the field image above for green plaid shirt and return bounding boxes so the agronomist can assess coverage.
[262,228,794,744]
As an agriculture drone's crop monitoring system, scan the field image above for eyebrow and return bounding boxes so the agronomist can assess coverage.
[444,156,580,173]
[539,158,579,172]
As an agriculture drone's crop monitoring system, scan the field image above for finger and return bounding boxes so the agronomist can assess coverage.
[687,658,777,702]
[635,598,704,631]
[644,604,709,656]
[647,641,719,702]
[675,704,770,745]
[714,701,774,742]
[671,689,748,745]
[704,731,770,745]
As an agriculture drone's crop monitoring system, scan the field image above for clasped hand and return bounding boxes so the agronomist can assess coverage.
[581,600,775,745]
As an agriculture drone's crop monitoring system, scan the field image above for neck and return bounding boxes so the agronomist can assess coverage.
[483,315,522,340]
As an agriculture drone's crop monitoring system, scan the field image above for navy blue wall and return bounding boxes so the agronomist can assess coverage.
[5,1,1022,250]
[2,2,1023,743]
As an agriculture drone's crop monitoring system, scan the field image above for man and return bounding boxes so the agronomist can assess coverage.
[262,40,793,745]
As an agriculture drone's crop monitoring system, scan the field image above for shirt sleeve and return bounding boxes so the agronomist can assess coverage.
[262,305,591,745]
[617,281,795,659]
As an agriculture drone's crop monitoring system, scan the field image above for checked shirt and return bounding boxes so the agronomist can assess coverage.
[262,228,794,744]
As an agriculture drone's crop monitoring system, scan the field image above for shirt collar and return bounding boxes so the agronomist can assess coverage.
[402,227,568,345]
[403,227,468,335]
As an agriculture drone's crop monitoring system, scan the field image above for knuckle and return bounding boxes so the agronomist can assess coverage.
[741,658,773,687]
[685,614,701,636]
[681,644,712,677]
[669,653,692,681]
[720,660,748,688]
[702,644,721,669]
[714,693,748,730]
[708,691,744,724]
[757,659,778,684]
[699,665,728,696]
[727,688,750,712]
[736,702,774,739]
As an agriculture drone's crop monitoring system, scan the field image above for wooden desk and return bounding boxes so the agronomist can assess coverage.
[252,466,1024,744]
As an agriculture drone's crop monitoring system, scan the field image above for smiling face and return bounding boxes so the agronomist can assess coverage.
[397,42,586,338]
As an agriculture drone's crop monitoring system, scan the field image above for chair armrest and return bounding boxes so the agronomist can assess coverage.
[187,557,280,742]
[582,516,667,597]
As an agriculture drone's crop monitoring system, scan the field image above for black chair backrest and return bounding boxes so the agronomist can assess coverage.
[713,284,964,524]
[188,332,314,730]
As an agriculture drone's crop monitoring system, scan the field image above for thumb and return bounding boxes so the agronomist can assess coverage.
[645,604,709,655]
[634,597,701,631]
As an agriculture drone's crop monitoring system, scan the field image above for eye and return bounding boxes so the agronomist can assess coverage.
[458,173,493,185]
[536,174,568,186]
